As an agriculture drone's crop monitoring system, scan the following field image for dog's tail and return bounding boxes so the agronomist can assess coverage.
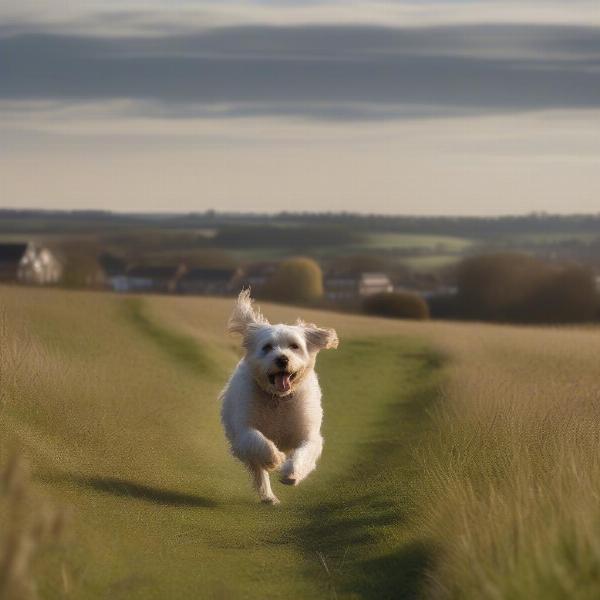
[228,289,269,336]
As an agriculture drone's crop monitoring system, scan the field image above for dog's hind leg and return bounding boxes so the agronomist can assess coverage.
[248,464,279,505]
[280,435,323,486]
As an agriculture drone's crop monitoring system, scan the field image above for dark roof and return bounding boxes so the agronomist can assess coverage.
[181,268,237,282]
[325,270,361,281]
[99,253,127,276]
[127,266,179,279]
[0,243,27,263]
[241,262,277,276]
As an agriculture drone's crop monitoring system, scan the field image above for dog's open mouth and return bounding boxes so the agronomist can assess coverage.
[268,371,297,393]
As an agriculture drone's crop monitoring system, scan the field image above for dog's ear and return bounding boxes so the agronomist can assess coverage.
[228,289,269,337]
[298,320,339,352]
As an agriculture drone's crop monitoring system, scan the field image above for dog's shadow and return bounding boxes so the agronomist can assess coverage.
[41,472,217,508]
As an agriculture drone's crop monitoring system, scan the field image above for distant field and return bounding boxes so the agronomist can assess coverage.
[311,232,474,270]
[361,233,473,252]
[0,287,441,599]
[500,232,600,245]
[0,229,473,273]
[2,287,600,598]
[398,254,461,272]
[14,225,597,275]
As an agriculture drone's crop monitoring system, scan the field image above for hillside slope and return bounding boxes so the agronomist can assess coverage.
[0,287,441,599]
[3,287,600,599]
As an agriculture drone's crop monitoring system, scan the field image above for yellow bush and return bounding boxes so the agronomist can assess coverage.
[262,257,323,304]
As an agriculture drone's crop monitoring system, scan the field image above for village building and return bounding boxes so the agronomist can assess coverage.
[116,265,185,293]
[235,262,277,294]
[0,242,62,284]
[324,271,393,302]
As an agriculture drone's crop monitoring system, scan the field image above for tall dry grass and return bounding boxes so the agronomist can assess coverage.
[0,454,67,600]
[420,325,600,598]
[0,307,69,599]
[4,286,600,597]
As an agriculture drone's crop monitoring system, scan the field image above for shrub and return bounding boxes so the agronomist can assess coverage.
[262,257,324,304]
[362,292,429,320]
[457,253,547,321]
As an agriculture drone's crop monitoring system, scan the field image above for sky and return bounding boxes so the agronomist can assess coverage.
[1,1,599,215]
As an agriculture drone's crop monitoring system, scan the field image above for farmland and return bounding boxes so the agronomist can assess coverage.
[2,286,600,598]
[3,211,600,280]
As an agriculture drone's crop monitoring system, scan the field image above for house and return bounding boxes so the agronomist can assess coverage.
[177,267,241,295]
[324,271,393,302]
[117,265,184,293]
[235,262,278,293]
[421,285,458,300]
[0,242,62,284]
[359,272,394,296]
[99,253,128,292]
[20,243,63,285]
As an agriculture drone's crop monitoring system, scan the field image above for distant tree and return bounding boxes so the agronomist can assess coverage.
[98,252,126,275]
[182,249,237,269]
[214,225,362,248]
[457,253,599,323]
[131,249,237,270]
[58,242,106,289]
[362,292,429,320]
[457,253,548,321]
[263,257,323,304]
[524,265,599,323]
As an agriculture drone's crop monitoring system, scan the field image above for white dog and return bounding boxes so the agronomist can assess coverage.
[220,290,338,504]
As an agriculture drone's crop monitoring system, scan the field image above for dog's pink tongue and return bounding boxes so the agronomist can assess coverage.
[275,373,291,393]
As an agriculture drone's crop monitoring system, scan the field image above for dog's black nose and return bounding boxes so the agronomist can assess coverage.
[275,355,289,369]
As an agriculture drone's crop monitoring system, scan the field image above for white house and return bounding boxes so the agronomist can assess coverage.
[0,242,64,285]
[325,271,393,302]
[18,243,63,284]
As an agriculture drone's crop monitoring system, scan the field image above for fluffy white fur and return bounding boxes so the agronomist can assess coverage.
[220,290,338,504]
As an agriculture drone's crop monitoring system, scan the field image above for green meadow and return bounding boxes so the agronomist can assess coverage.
[2,287,600,598]
[0,287,441,599]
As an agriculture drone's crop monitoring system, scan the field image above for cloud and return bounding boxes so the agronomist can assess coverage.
[2,2,600,37]
[2,24,600,120]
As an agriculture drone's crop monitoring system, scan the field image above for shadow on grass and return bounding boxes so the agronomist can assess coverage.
[121,297,220,377]
[42,472,217,508]
[354,541,433,600]
[288,341,443,600]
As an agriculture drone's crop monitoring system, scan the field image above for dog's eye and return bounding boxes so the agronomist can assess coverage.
[262,344,273,353]
[289,343,300,350]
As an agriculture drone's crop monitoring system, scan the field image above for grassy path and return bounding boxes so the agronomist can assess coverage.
[0,289,442,599]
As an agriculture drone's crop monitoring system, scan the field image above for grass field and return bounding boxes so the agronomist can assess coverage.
[2,286,600,598]
[361,233,473,253]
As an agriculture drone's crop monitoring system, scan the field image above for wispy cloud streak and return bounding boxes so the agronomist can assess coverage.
[2,25,600,120]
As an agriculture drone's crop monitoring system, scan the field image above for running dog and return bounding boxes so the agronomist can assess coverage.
[220,290,338,504]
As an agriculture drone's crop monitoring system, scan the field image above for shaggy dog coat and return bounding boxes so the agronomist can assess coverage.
[220,290,338,504]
